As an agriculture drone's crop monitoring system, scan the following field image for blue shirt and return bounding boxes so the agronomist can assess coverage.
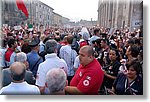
[113,73,143,95]
[27,51,43,77]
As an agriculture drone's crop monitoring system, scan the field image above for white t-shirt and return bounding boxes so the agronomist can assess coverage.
[5,52,16,67]
[0,48,7,67]
[0,82,40,95]
[36,53,68,87]
[74,56,80,69]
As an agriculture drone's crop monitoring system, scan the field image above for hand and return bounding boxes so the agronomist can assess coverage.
[107,89,115,95]
[103,70,107,75]
[119,48,123,52]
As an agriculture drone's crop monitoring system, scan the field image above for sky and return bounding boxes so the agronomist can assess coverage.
[40,0,99,22]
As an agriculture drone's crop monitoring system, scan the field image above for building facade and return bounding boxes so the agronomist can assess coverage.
[62,17,70,28]
[1,0,70,28]
[17,0,54,27]
[1,0,28,26]
[52,12,62,27]
[98,0,143,31]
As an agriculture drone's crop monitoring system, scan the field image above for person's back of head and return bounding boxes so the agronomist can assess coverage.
[135,39,140,45]
[10,62,26,82]
[14,52,29,69]
[130,45,140,58]
[128,38,135,45]
[46,68,67,94]
[45,39,58,54]
[15,52,27,63]
[94,28,100,35]
[67,35,74,44]
[21,43,31,54]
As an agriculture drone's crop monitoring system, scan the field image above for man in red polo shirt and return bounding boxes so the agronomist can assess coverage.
[5,39,18,67]
[65,45,104,95]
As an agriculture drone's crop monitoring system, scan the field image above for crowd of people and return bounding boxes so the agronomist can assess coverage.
[0,24,143,95]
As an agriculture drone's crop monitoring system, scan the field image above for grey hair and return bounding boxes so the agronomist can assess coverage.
[45,39,58,54]
[15,52,27,62]
[46,68,67,94]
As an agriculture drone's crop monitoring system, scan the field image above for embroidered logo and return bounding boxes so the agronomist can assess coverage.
[86,76,91,80]
[83,80,89,86]
[79,72,82,77]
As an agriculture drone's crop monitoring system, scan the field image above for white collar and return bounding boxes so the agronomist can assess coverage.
[11,81,27,85]
[45,53,57,59]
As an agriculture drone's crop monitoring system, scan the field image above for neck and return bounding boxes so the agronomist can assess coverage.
[83,58,94,67]
[111,60,116,64]
[11,47,15,51]
[128,75,137,82]
[103,45,108,50]
[127,55,133,61]
[13,80,25,83]
[32,49,38,52]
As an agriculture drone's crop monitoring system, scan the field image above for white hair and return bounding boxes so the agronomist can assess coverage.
[46,68,67,94]
[15,52,27,62]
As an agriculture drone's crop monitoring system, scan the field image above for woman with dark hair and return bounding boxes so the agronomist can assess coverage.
[103,48,121,89]
[21,42,31,54]
[110,60,143,95]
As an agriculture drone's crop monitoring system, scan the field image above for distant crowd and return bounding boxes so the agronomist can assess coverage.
[0,24,143,95]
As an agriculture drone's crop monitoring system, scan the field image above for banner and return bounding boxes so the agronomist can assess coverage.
[16,0,28,18]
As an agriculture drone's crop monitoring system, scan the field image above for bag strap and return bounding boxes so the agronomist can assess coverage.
[30,57,41,72]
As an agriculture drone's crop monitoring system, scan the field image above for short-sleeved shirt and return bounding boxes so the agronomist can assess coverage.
[0,82,40,95]
[27,51,43,77]
[36,53,68,87]
[113,73,143,95]
[0,48,7,67]
[74,56,80,69]
[70,59,104,95]
[5,48,16,66]
[59,45,77,76]
[2,68,35,87]
[103,60,120,88]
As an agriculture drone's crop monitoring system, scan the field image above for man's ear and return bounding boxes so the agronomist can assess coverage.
[45,82,48,88]
[89,55,94,59]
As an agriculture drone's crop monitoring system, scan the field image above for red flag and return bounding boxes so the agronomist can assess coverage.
[16,0,28,17]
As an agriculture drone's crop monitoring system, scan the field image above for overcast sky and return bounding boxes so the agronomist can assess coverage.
[40,0,99,22]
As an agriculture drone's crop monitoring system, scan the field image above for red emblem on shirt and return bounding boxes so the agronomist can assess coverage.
[83,80,89,86]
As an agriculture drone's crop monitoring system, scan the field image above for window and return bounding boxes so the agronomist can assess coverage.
[48,15,49,20]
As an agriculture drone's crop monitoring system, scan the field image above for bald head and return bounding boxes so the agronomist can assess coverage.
[10,62,26,81]
[80,45,94,57]
[79,45,95,66]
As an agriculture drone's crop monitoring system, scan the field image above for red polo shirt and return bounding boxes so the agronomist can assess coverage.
[5,48,14,62]
[70,59,104,95]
